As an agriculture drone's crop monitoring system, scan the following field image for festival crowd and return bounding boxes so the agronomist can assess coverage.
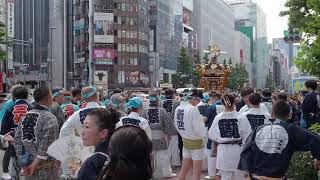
[0,79,319,180]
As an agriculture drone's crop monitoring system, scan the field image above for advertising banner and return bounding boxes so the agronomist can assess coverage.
[94,12,114,43]
[93,48,115,65]
[7,0,14,38]
[126,71,150,87]
[292,77,317,93]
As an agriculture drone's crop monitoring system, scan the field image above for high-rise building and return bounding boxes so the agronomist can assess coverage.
[227,0,268,88]
[11,0,50,88]
[149,0,183,87]
[191,0,235,62]
[73,0,150,90]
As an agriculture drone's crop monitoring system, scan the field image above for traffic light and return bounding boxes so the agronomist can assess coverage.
[284,29,301,43]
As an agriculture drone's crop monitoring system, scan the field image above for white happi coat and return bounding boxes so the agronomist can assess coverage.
[239,103,269,114]
[174,102,207,141]
[208,111,251,171]
[59,102,104,138]
[116,112,152,140]
[239,107,271,131]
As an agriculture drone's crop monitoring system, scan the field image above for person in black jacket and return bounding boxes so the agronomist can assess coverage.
[1,85,32,180]
[301,80,320,128]
[77,108,120,180]
[238,100,320,179]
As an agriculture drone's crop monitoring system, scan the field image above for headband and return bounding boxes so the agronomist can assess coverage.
[82,86,97,99]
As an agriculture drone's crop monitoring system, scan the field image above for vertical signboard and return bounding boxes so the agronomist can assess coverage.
[7,0,14,38]
[94,13,114,43]
[94,71,108,91]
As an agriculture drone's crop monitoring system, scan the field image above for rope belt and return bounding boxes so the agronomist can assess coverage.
[219,140,242,146]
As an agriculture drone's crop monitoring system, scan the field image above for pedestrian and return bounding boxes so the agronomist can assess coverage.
[97,125,153,180]
[71,88,82,106]
[51,88,66,130]
[277,92,299,124]
[239,93,271,131]
[174,89,207,180]
[116,97,152,140]
[1,85,32,180]
[60,86,105,138]
[208,94,251,180]
[162,88,181,167]
[238,87,269,114]
[238,100,320,179]
[261,89,272,114]
[107,93,127,117]
[77,108,120,180]
[60,91,80,119]
[13,86,60,180]
[197,93,210,116]
[301,80,320,128]
[142,91,177,178]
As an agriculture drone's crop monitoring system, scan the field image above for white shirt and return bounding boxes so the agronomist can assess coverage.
[239,103,269,114]
[59,102,104,138]
[116,112,152,140]
[208,111,252,171]
[239,107,271,131]
[174,102,207,140]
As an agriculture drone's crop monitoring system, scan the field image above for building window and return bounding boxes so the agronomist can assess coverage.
[122,3,126,11]
[118,30,121,38]
[118,43,121,51]
[118,71,125,83]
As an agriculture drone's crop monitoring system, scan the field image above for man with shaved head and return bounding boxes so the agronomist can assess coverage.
[59,86,105,138]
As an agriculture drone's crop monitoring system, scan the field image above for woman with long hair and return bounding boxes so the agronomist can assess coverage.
[98,125,153,180]
[77,108,120,180]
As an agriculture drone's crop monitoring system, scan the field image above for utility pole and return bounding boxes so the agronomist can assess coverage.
[88,0,94,85]
[63,0,67,89]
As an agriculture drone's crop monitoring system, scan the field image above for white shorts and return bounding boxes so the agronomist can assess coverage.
[182,147,205,160]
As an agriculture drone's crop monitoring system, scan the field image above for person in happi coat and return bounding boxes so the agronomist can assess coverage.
[239,93,271,131]
[162,88,181,167]
[238,87,269,114]
[13,86,59,180]
[142,91,177,178]
[238,100,320,180]
[50,88,66,130]
[116,97,152,140]
[107,93,127,117]
[1,85,32,180]
[261,89,272,114]
[60,86,105,138]
[301,80,320,128]
[208,94,251,180]
[174,89,207,180]
[60,91,80,119]
[197,93,210,116]
[77,108,120,180]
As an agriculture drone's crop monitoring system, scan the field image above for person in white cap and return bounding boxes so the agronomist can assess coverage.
[208,94,251,180]
[60,86,105,138]
[116,97,152,140]
[174,89,207,180]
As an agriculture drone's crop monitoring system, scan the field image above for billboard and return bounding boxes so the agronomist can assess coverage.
[93,48,115,65]
[94,13,114,43]
[126,71,150,87]
[7,0,14,38]
[292,77,317,93]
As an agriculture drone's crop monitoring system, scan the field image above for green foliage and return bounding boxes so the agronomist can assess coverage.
[265,73,275,91]
[172,48,193,88]
[227,64,249,91]
[280,0,320,78]
[192,51,201,87]
[0,22,6,61]
[287,124,320,179]
[203,53,209,64]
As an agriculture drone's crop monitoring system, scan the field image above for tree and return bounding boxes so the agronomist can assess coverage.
[0,22,6,61]
[172,48,193,88]
[227,64,249,90]
[192,51,201,87]
[280,0,320,78]
[265,73,275,91]
[203,53,209,64]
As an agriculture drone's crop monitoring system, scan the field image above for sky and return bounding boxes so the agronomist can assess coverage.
[251,0,288,43]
